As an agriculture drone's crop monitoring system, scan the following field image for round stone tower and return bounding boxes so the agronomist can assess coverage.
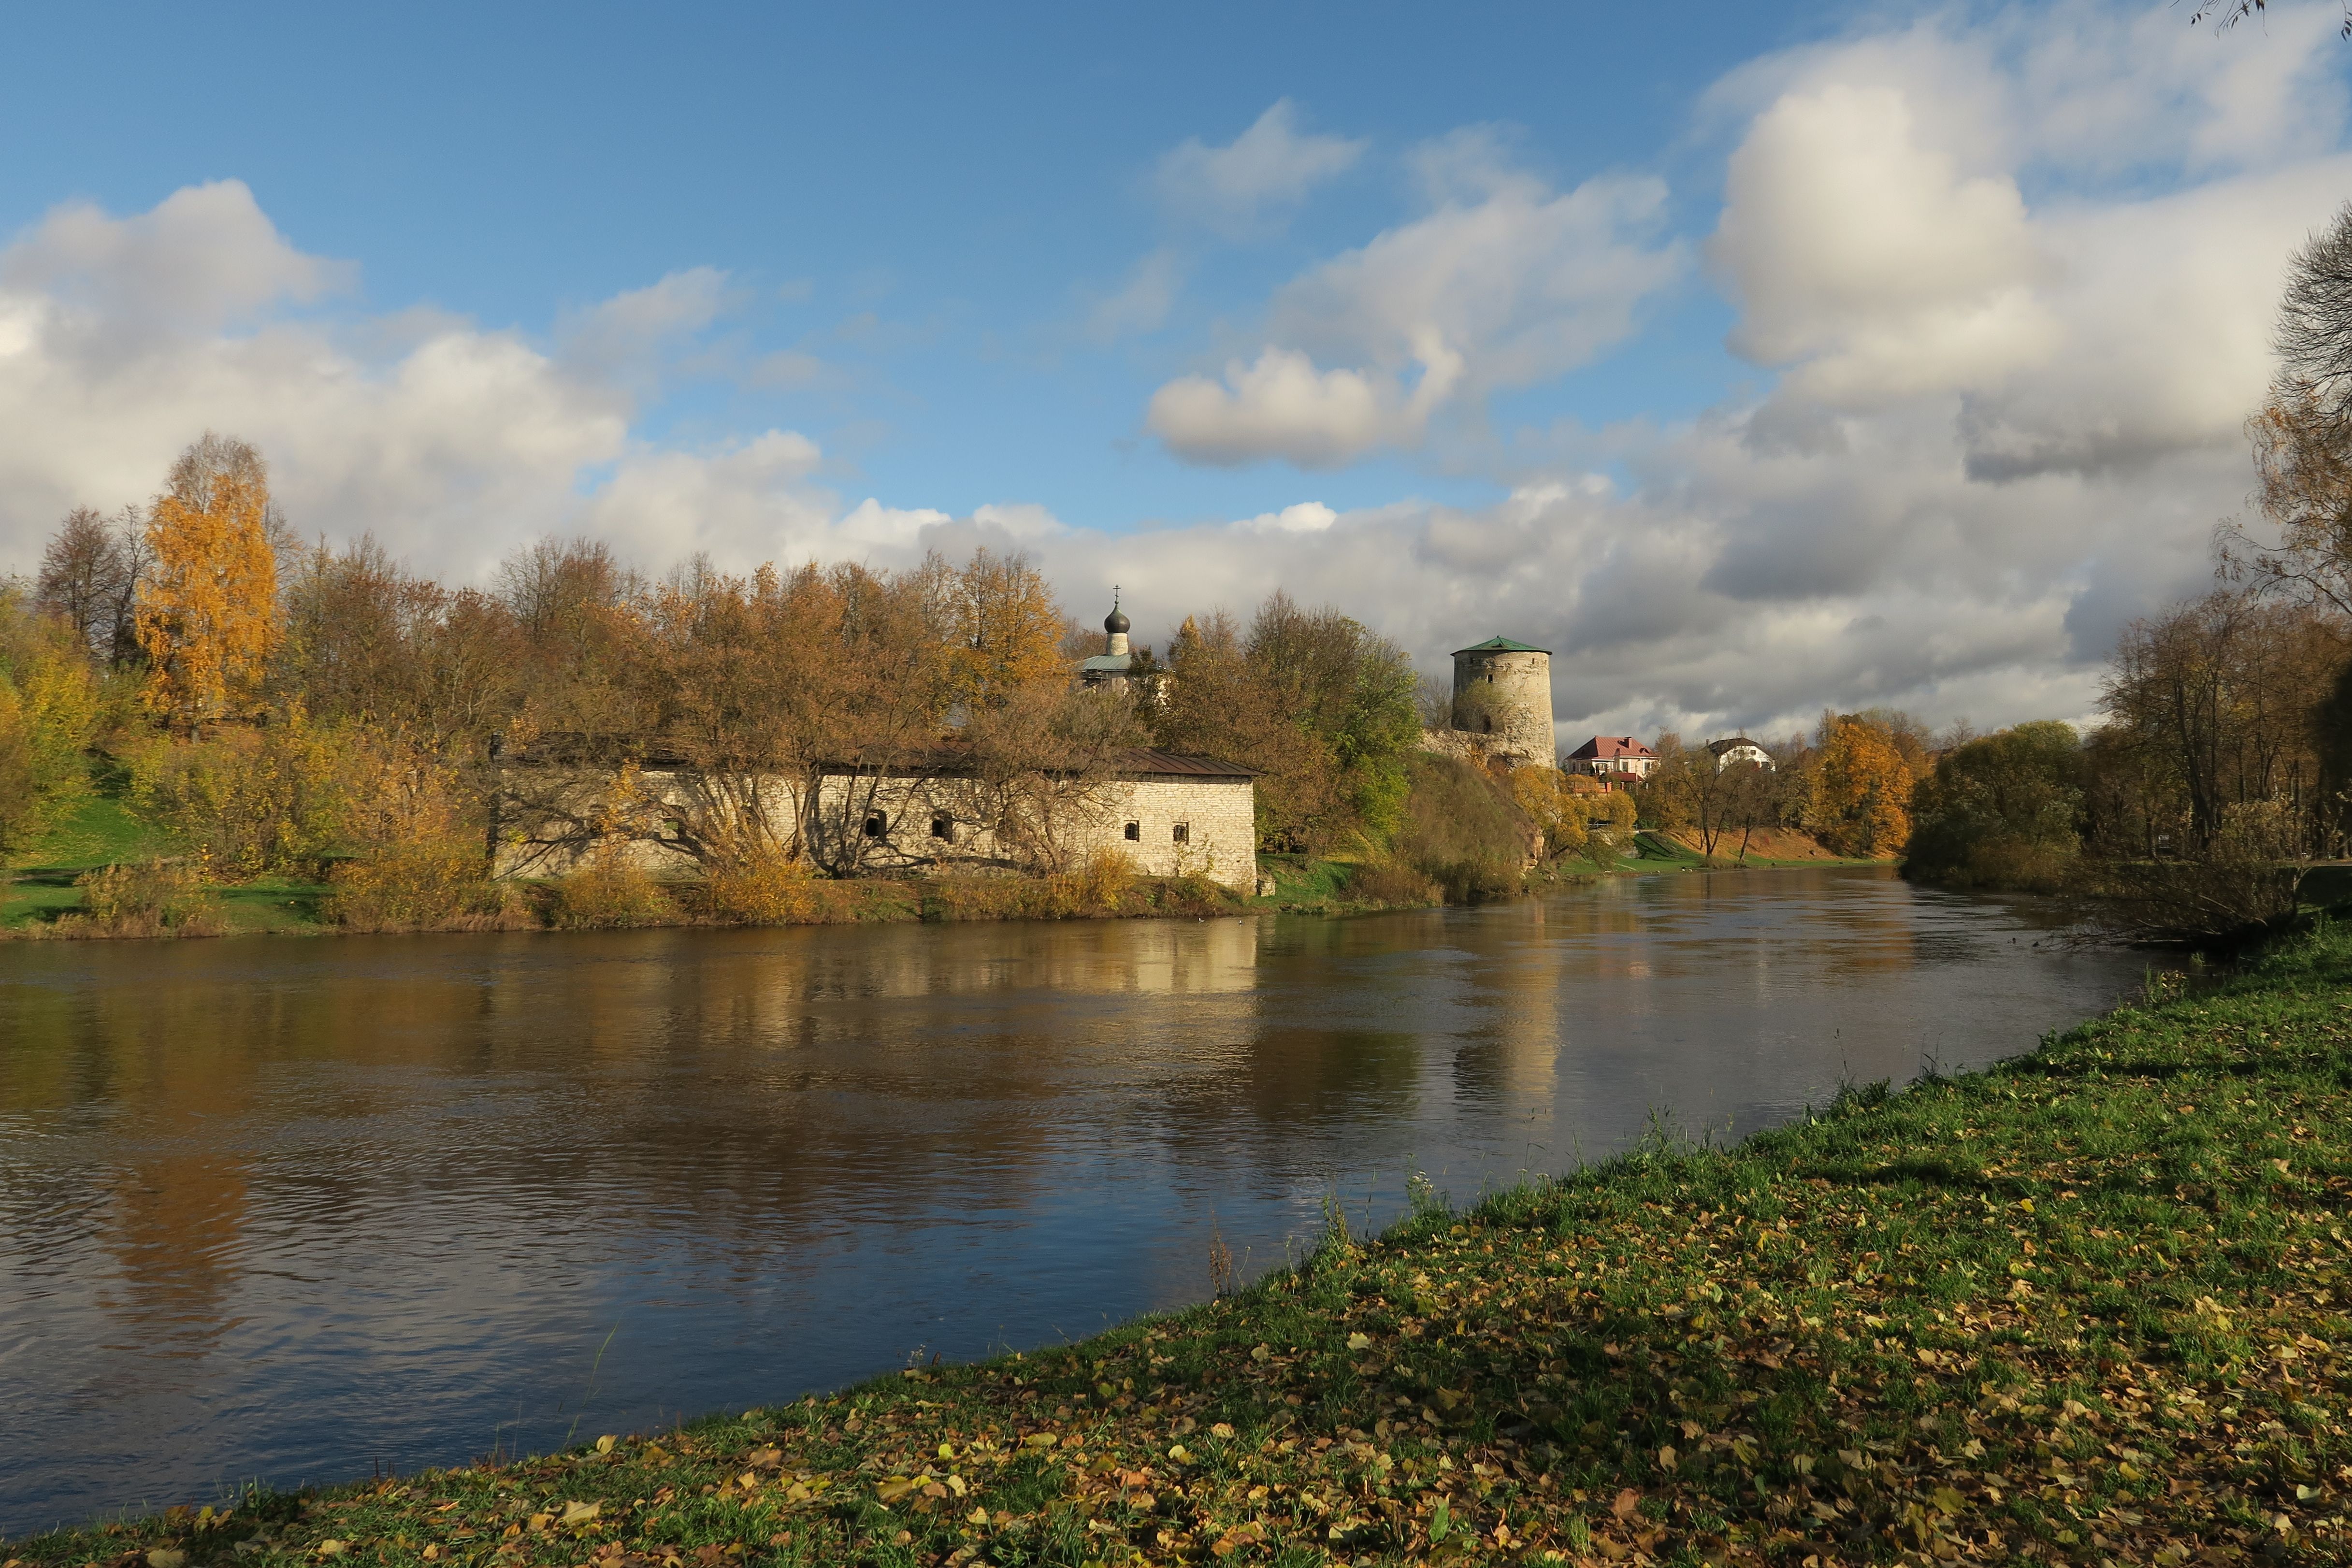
[1450,635,1555,762]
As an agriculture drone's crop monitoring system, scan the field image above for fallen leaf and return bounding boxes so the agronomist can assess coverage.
[1346,1332,1371,1351]
[317,1544,347,1559]
[147,1553,188,1568]
[595,1435,616,1454]
[1610,1489,1640,1521]
[560,1502,600,1526]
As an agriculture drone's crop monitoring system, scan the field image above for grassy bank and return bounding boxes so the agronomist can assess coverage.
[14,928,2352,1565]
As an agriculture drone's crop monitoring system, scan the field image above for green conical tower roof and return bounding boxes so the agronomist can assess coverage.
[1451,634,1550,656]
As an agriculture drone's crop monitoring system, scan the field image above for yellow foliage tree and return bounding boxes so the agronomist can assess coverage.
[135,433,278,727]
[953,547,1066,709]
[0,590,101,851]
[1510,766,1588,861]
[1810,715,1915,857]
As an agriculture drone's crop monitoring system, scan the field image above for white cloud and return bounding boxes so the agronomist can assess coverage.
[1148,147,1678,466]
[1237,502,1337,533]
[1711,83,2055,405]
[0,188,832,584]
[1085,248,1187,343]
[1145,332,1463,468]
[1,180,350,338]
[558,266,736,374]
[1155,100,1365,235]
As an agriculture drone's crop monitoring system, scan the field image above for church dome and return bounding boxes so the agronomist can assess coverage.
[1104,601,1130,635]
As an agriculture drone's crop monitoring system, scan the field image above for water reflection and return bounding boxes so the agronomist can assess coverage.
[0,868,2154,1535]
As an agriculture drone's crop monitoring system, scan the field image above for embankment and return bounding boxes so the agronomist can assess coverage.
[12,924,2350,1563]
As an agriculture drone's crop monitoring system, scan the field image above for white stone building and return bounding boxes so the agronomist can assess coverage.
[492,745,1260,894]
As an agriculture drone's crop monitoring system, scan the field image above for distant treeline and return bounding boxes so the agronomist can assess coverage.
[0,431,1603,929]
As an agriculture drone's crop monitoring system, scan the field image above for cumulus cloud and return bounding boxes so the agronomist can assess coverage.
[1704,9,2352,507]
[0,188,834,583]
[1711,84,2056,405]
[1155,100,1365,235]
[1145,332,1463,468]
[1148,147,1678,466]
[1,180,351,338]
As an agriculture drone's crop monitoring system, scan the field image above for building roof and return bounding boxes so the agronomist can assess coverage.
[496,733,1255,780]
[1452,634,1551,656]
[1567,734,1656,761]
[1080,652,1135,672]
[1106,748,1258,777]
[1706,736,1770,757]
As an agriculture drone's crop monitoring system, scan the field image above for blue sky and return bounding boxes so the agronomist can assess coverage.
[3,1,2350,736]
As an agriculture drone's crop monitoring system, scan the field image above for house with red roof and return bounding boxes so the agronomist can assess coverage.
[1565,734,1658,781]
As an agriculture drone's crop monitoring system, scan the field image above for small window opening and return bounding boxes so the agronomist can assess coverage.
[930,816,953,842]
[1171,822,1190,844]
[863,812,888,838]
[1481,715,1492,734]
[1123,821,1140,841]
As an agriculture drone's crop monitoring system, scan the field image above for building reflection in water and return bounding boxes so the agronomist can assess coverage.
[0,870,2155,1537]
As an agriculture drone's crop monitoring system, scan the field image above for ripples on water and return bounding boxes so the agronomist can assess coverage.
[0,867,2158,1534]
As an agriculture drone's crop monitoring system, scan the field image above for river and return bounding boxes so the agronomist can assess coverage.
[0,866,2159,1537]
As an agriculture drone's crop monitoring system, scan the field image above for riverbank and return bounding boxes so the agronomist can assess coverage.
[10,920,2346,1563]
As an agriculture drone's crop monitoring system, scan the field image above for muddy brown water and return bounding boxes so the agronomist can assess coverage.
[0,867,2161,1536]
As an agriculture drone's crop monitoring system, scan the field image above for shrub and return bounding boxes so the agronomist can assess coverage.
[549,845,677,929]
[1390,753,1532,902]
[703,852,820,924]
[1342,858,1440,906]
[124,711,361,878]
[325,840,516,932]
[926,849,1154,921]
[70,859,224,937]
[2069,800,2309,945]
[125,711,486,884]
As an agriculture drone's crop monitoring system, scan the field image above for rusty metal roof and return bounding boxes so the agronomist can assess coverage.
[496,734,1255,779]
[1105,748,1258,777]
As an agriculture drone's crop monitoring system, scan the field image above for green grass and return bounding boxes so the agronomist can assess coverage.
[17,923,2352,1564]
[1,792,167,928]
[4,791,329,935]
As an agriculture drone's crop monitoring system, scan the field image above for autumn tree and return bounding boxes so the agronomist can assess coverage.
[37,506,150,665]
[0,587,101,850]
[1808,713,1916,857]
[2094,588,2347,859]
[274,535,525,745]
[951,548,1067,710]
[1154,610,1339,850]
[135,433,280,727]
[1152,594,1418,853]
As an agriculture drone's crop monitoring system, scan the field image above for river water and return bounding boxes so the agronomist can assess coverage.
[0,867,2157,1536]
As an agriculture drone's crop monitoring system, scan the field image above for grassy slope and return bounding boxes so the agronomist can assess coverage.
[15,931,2352,1565]
[2,793,329,934]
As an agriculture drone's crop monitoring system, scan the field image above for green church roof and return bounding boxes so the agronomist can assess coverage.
[1452,634,1550,656]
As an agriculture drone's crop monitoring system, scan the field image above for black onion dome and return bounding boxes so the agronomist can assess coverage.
[1104,602,1131,635]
